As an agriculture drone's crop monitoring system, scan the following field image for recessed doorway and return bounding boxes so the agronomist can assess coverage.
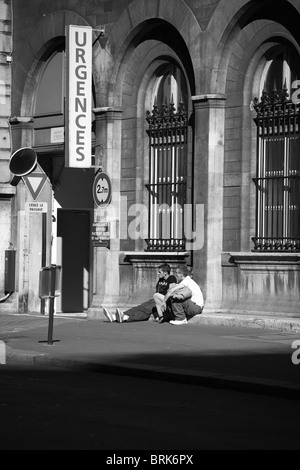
[57,209,91,312]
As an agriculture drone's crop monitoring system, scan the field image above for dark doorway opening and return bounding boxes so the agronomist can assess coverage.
[57,209,91,312]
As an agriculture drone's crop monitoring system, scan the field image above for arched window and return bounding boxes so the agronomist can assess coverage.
[33,49,66,150]
[260,47,300,98]
[252,45,300,251]
[145,64,188,251]
[35,51,65,116]
[33,47,95,151]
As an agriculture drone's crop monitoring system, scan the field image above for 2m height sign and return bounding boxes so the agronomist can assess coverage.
[65,25,92,168]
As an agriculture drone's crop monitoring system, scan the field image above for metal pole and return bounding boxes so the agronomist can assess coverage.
[47,264,56,345]
[40,212,47,314]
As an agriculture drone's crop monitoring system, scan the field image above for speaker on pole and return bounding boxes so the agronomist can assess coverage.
[9,147,37,177]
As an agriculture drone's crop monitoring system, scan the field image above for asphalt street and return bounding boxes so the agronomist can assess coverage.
[0,311,300,399]
[0,364,300,450]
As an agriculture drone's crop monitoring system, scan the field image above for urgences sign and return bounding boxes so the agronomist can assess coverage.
[65,25,92,168]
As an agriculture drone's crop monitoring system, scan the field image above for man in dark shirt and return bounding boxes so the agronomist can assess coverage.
[153,266,177,321]
[103,263,176,323]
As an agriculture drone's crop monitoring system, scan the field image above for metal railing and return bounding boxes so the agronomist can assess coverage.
[146,100,187,251]
[252,84,300,251]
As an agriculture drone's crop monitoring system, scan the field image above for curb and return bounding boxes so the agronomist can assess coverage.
[6,346,47,363]
[85,310,300,333]
[192,313,300,333]
[6,347,300,401]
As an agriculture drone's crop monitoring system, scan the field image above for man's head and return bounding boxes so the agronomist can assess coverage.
[174,264,189,282]
[157,263,171,278]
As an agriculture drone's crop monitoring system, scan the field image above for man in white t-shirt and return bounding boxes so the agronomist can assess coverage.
[161,264,204,325]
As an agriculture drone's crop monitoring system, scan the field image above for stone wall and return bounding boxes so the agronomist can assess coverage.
[7,0,300,315]
[0,0,13,306]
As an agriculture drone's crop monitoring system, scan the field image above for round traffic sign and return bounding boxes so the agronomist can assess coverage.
[92,171,112,207]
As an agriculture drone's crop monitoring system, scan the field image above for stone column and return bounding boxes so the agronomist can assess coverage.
[191,94,226,310]
[88,107,123,318]
[9,118,34,312]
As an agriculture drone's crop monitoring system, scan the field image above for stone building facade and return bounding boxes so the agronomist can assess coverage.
[0,0,14,308]
[0,0,299,317]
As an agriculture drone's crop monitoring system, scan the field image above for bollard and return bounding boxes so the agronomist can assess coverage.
[39,264,61,345]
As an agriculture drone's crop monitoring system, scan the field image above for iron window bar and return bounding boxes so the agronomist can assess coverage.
[252,82,300,252]
[146,100,187,251]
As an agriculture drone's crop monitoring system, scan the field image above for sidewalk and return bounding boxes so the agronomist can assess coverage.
[1,310,300,399]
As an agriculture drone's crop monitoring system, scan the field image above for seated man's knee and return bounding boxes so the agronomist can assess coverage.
[154,292,163,302]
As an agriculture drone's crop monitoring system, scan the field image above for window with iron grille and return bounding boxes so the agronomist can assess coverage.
[252,85,300,251]
[145,100,187,251]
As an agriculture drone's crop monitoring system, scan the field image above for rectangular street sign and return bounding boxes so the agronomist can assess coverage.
[65,25,92,168]
[91,222,110,248]
[39,265,62,299]
[26,202,48,213]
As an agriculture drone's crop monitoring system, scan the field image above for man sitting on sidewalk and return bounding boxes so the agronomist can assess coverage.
[102,263,177,323]
[161,264,204,326]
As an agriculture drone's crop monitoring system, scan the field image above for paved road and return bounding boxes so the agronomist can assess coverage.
[1,313,300,398]
[0,364,300,450]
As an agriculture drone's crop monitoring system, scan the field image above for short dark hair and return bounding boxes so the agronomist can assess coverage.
[175,264,189,277]
[158,263,171,274]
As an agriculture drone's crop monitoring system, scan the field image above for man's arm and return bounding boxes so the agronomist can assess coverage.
[164,284,180,300]
[160,283,182,310]
[168,282,177,290]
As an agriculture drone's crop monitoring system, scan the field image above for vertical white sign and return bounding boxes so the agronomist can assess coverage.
[66,25,92,167]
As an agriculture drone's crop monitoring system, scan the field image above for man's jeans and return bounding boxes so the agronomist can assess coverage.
[125,299,156,322]
[171,298,203,321]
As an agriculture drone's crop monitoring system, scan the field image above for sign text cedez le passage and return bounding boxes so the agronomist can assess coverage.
[25,202,48,213]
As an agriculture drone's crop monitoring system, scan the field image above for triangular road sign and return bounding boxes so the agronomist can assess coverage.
[22,173,48,200]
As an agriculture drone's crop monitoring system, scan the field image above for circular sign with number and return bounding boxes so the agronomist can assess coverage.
[92,171,112,207]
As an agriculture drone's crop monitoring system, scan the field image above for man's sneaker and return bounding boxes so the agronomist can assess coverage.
[115,308,124,323]
[169,319,188,325]
[103,307,115,322]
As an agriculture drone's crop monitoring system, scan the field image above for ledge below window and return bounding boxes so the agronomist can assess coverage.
[222,251,300,268]
[121,251,189,266]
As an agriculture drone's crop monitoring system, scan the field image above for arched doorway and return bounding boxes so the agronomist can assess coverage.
[33,45,95,312]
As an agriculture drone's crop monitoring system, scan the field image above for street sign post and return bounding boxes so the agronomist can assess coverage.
[39,265,62,345]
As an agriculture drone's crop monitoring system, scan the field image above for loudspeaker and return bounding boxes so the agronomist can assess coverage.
[9,147,37,177]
